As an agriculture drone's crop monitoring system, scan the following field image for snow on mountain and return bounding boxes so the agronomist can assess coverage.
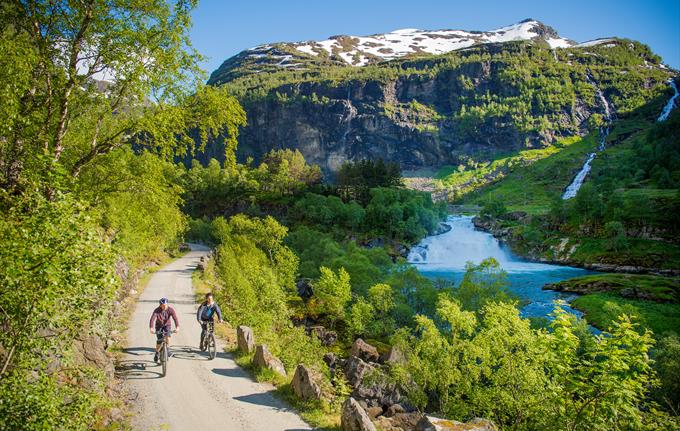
[250,19,576,68]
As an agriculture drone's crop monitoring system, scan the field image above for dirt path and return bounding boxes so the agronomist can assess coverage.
[118,244,313,431]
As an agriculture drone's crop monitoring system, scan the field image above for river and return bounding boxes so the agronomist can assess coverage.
[408,215,596,320]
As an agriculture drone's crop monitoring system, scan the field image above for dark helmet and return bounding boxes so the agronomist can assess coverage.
[159,297,169,305]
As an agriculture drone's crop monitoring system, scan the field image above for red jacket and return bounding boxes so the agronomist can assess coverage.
[149,306,179,330]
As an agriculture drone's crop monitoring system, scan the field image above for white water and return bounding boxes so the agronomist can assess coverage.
[562,75,613,200]
[407,216,595,319]
[657,79,679,122]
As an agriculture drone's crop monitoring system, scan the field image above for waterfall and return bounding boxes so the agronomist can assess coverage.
[657,79,679,122]
[562,75,612,200]
[407,215,597,324]
[341,87,356,143]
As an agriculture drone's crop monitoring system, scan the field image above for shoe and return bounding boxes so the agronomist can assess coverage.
[153,352,159,363]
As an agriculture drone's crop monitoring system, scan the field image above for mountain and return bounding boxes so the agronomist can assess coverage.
[201,19,676,174]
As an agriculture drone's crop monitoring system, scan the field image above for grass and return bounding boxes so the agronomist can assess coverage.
[572,293,680,337]
[549,273,680,302]
[569,237,680,270]
[458,132,599,214]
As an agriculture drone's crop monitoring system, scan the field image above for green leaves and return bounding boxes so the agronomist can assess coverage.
[0,190,117,379]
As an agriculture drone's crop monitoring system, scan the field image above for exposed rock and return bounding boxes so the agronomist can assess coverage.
[380,346,406,365]
[71,333,114,382]
[365,238,385,249]
[341,397,378,431]
[343,355,375,387]
[292,364,323,400]
[366,406,384,418]
[433,222,452,235]
[236,325,255,353]
[196,261,207,271]
[296,278,313,300]
[352,374,401,408]
[375,412,424,431]
[253,344,286,376]
[178,243,191,252]
[351,338,380,363]
[385,404,406,417]
[416,416,497,431]
[308,325,338,346]
[501,211,528,221]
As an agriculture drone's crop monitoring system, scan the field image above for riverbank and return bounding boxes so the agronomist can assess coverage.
[471,213,680,276]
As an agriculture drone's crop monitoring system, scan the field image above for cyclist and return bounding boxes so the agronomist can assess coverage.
[196,293,223,349]
[149,297,180,363]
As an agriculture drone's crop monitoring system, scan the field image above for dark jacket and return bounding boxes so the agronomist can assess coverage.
[197,302,223,322]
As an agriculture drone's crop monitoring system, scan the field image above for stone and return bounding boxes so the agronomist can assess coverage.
[385,404,405,417]
[71,333,115,383]
[380,346,406,365]
[416,416,497,431]
[253,344,286,376]
[341,397,377,431]
[376,412,424,431]
[343,355,375,387]
[236,325,255,353]
[351,338,380,363]
[296,278,313,300]
[309,325,338,346]
[292,364,323,400]
[365,406,383,418]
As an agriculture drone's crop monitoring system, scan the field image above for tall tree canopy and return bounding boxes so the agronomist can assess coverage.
[0,0,245,193]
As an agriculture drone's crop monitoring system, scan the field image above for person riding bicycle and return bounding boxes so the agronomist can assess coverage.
[149,297,180,363]
[196,293,223,349]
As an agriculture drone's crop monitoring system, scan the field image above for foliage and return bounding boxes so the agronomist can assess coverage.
[310,267,351,328]
[0,191,117,429]
[337,159,402,203]
[392,298,667,430]
[0,0,245,194]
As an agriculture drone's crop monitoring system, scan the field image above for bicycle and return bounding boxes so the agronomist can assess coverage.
[199,321,216,360]
[155,327,176,377]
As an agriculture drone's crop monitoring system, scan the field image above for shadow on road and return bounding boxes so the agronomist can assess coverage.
[115,359,163,380]
[211,367,251,379]
[233,393,296,413]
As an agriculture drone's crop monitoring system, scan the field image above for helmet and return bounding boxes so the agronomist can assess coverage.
[159,297,169,304]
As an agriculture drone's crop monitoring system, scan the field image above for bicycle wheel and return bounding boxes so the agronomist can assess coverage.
[208,334,216,360]
[161,343,168,377]
[200,332,206,351]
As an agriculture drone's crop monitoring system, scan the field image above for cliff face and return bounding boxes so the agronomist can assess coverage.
[200,22,674,173]
[235,64,557,171]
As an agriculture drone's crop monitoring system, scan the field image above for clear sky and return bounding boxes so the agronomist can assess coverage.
[190,0,680,77]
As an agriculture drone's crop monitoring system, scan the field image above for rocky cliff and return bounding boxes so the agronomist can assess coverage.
[200,20,674,174]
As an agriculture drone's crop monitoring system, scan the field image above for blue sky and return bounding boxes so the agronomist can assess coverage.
[190,0,680,76]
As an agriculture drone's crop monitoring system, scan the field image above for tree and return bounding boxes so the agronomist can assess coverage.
[480,196,507,218]
[603,221,629,252]
[312,267,351,328]
[0,0,245,194]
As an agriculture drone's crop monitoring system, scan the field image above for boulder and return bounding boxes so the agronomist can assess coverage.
[375,412,424,431]
[416,416,497,431]
[380,346,406,365]
[296,278,314,300]
[236,325,255,353]
[343,355,375,387]
[309,325,338,346]
[341,397,377,431]
[385,404,405,417]
[71,333,114,382]
[365,406,383,419]
[292,364,323,400]
[351,338,380,363]
[253,344,286,376]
